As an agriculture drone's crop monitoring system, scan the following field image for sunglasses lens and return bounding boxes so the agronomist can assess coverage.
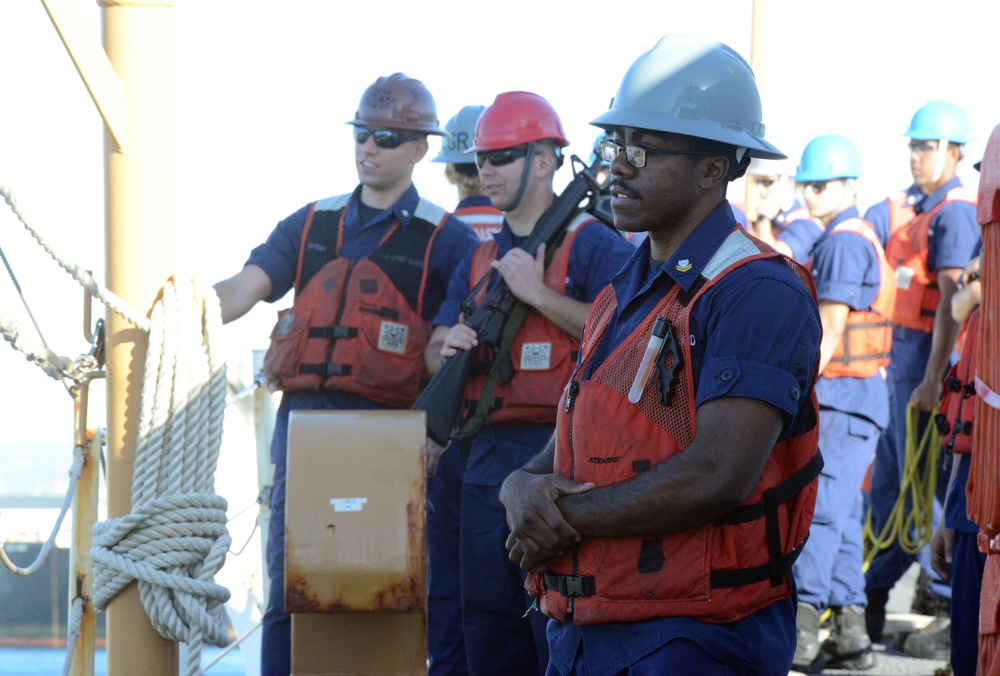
[353,128,371,144]
[756,179,775,187]
[476,148,527,169]
[372,130,403,149]
[355,127,414,149]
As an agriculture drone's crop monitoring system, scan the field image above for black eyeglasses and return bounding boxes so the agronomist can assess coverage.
[908,141,939,155]
[799,180,830,194]
[475,146,531,169]
[353,127,422,149]
[598,139,714,169]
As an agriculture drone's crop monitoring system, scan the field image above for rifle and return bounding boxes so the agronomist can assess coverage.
[413,154,608,446]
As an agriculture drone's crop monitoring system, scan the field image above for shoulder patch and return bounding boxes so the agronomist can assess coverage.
[702,229,764,281]
[314,193,352,212]
[415,198,449,226]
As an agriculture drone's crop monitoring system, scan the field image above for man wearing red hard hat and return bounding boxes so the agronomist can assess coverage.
[426,90,633,674]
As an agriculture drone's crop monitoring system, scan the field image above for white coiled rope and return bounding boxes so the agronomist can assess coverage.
[91,277,231,676]
[3,187,232,675]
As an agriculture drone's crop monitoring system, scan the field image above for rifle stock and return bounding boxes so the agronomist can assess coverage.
[413,155,606,446]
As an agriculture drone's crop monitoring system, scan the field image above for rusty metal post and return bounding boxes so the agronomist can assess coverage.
[101,1,177,673]
[69,384,99,676]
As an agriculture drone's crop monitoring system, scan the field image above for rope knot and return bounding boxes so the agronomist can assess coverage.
[92,493,233,646]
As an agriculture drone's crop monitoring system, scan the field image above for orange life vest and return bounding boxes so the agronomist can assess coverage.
[886,186,977,332]
[454,203,504,242]
[262,195,448,407]
[936,308,980,455]
[887,192,917,239]
[811,218,896,379]
[530,229,822,625]
[461,215,588,426]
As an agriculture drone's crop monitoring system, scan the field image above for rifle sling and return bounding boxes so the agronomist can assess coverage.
[454,300,529,440]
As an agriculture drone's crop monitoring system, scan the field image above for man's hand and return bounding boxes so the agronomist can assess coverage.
[930,521,955,581]
[424,438,447,479]
[911,377,942,413]
[491,244,548,306]
[499,468,594,573]
[440,322,478,359]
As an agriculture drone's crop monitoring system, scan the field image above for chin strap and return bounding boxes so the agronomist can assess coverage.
[505,142,537,213]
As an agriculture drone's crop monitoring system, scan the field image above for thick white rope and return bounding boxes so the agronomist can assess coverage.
[0,445,84,575]
[92,277,231,676]
[0,185,149,331]
[62,596,86,676]
[0,313,72,383]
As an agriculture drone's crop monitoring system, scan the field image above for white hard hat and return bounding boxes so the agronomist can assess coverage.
[748,157,796,177]
[591,34,785,159]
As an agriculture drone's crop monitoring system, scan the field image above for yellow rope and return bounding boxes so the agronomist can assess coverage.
[863,402,941,569]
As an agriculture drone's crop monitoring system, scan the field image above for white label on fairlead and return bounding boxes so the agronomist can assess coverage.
[895,266,914,291]
[330,497,368,512]
[520,342,552,370]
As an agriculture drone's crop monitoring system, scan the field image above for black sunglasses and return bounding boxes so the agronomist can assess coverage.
[799,180,830,194]
[353,127,422,149]
[755,178,777,188]
[475,146,531,169]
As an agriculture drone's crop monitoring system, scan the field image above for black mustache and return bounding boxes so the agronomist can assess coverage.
[608,178,638,199]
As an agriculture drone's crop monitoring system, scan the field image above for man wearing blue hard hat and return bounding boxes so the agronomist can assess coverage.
[499,34,823,674]
[863,101,981,659]
[789,135,894,672]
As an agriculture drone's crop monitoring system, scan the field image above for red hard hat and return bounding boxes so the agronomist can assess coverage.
[347,73,448,135]
[467,91,569,153]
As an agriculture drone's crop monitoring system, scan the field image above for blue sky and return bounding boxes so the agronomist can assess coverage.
[1,0,997,499]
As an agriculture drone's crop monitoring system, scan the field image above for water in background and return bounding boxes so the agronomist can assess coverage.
[0,646,247,675]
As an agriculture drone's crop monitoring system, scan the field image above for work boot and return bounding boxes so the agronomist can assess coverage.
[903,616,952,660]
[911,569,951,617]
[824,605,876,670]
[792,601,826,673]
[865,587,890,643]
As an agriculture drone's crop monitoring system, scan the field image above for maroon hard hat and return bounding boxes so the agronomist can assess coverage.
[347,73,448,135]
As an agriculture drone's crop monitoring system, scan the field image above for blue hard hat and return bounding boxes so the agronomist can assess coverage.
[905,101,971,144]
[432,105,485,164]
[794,134,862,182]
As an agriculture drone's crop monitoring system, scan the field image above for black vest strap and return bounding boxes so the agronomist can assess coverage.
[714,451,824,526]
[709,533,809,589]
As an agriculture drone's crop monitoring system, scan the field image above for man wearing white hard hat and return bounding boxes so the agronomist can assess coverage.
[499,35,823,674]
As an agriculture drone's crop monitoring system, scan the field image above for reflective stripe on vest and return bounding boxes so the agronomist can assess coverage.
[454,204,504,242]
